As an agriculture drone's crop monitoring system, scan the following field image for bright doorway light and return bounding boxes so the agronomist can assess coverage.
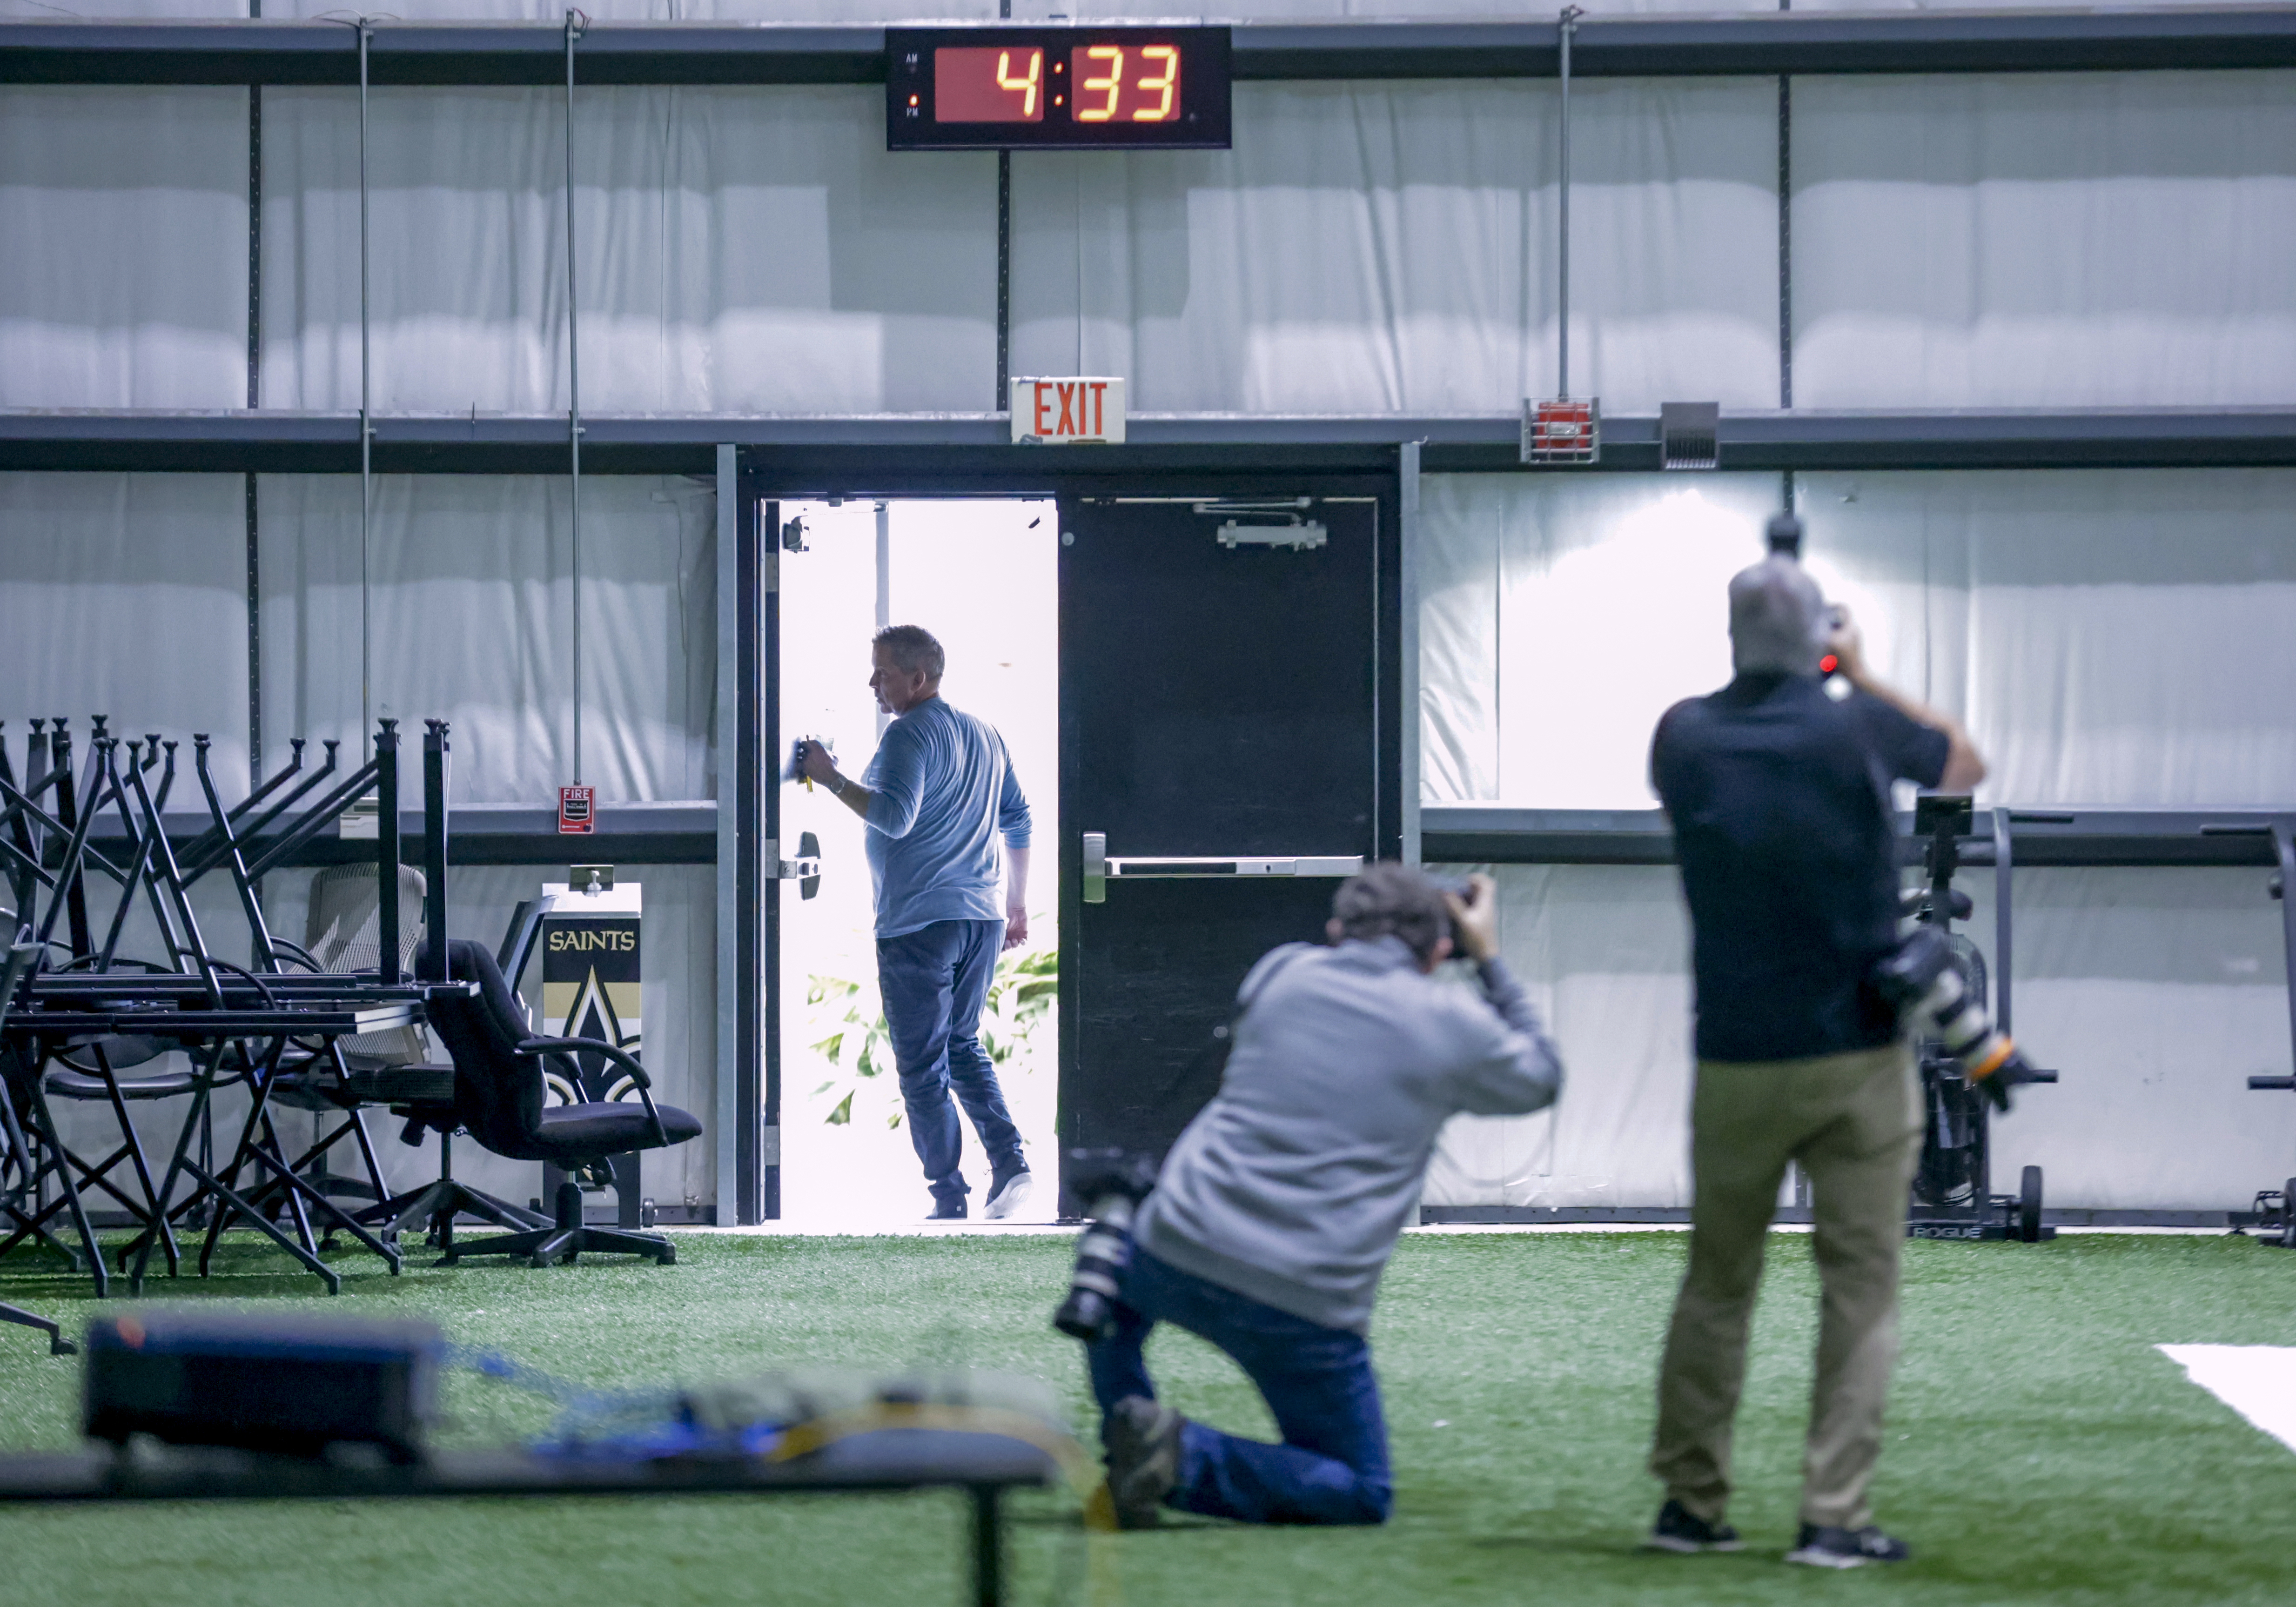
[776,499,1059,1228]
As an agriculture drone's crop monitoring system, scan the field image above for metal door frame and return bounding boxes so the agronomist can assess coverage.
[730,453,1403,1224]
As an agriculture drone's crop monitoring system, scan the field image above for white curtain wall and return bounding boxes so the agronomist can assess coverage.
[1421,468,2296,810]
[1420,469,2296,1211]
[0,87,248,409]
[1793,71,2296,408]
[7,65,2295,415]
[1,3,2258,24]
[1,470,721,1204]
[0,470,716,804]
[258,84,996,414]
[1011,77,1778,413]
[256,472,717,801]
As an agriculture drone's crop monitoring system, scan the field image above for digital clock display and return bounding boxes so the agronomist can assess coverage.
[887,27,1232,152]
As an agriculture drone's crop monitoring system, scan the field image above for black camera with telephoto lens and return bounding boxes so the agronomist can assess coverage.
[1871,922,2047,1114]
[1052,1148,1160,1343]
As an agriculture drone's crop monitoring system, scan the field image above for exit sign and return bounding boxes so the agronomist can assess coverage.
[1011,376,1125,444]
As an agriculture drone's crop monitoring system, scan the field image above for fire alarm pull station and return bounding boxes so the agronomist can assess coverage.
[557,785,595,835]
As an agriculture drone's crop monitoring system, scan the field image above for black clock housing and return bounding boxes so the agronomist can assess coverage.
[886,26,1233,152]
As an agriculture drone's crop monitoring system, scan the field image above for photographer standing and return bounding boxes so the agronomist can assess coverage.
[1643,528,1984,1568]
[795,625,1034,1221]
[1090,864,1562,1528]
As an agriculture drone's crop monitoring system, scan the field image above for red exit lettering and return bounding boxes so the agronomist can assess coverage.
[1014,376,1125,444]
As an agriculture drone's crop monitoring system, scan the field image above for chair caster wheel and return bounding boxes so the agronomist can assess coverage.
[437,1253,460,1267]
[657,1245,677,1266]
[528,1255,550,1269]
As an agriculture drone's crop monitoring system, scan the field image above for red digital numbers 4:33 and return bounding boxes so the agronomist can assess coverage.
[887,27,1231,151]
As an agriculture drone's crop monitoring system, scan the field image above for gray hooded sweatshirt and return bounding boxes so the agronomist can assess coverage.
[1134,936,1564,1334]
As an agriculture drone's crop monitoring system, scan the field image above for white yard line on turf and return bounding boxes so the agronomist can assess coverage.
[671,1221,2233,1239]
[2157,1345,2296,1455]
[693,1223,1078,1238]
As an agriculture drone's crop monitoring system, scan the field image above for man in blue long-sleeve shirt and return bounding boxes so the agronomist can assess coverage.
[796,625,1035,1219]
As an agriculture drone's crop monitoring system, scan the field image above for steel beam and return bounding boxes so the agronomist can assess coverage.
[1423,806,2296,869]
[81,800,717,870]
[5,13,2296,87]
[75,799,2296,871]
[5,407,2296,478]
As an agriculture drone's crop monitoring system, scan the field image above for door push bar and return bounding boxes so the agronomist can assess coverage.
[1081,832,1362,904]
[767,830,822,900]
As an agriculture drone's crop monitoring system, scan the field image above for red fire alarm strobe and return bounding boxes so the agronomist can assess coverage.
[557,784,596,835]
[1522,397,1601,464]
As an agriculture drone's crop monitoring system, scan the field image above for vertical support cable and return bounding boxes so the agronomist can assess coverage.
[713,443,739,1228]
[357,19,373,741]
[1778,2,1795,512]
[1399,440,1423,866]
[566,10,586,785]
[1778,74,1793,409]
[996,0,1012,405]
[1556,6,1582,400]
[874,502,892,737]
[246,54,263,793]
[996,151,1011,408]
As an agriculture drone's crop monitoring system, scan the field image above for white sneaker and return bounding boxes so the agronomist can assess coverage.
[982,1168,1034,1221]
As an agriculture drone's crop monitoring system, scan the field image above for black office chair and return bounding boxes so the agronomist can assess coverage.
[419,939,700,1267]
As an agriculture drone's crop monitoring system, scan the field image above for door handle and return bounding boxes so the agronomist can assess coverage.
[1102,854,1364,881]
[770,830,822,900]
[1082,832,1107,904]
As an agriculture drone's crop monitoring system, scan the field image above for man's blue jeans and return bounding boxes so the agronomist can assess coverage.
[877,918,1025,1206]
[1087,1246,1393,1526]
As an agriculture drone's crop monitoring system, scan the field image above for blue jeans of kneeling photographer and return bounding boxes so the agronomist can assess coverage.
[1087,1246,1393,1526]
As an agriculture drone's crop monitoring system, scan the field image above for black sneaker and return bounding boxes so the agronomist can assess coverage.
[1786,1523,1911,1568]
[926,1196,967,1220]
[1102,1395,1183,1530]
[1644,1498,1744,1554]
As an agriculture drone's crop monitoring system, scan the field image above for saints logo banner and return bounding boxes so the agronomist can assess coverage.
[539,881,641,1104]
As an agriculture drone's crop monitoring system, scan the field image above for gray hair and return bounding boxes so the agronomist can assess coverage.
[873,624,945,680]
[1727,556,1827,676]
[1331,861,1451,964]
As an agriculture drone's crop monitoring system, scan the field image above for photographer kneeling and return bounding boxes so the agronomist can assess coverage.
[1088,864,1563,1528]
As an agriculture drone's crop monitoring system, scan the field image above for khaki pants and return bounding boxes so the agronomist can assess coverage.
[1649,1042,1922,1531]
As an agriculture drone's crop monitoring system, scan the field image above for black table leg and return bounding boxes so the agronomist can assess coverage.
[970,1485,1003,1607]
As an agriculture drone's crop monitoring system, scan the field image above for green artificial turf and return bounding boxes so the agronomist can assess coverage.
[2,1230,2292,1607]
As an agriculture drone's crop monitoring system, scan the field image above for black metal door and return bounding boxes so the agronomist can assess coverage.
[1056,494,1390,1193]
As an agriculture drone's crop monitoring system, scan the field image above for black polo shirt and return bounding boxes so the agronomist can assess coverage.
[1651,673,1950,1063]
